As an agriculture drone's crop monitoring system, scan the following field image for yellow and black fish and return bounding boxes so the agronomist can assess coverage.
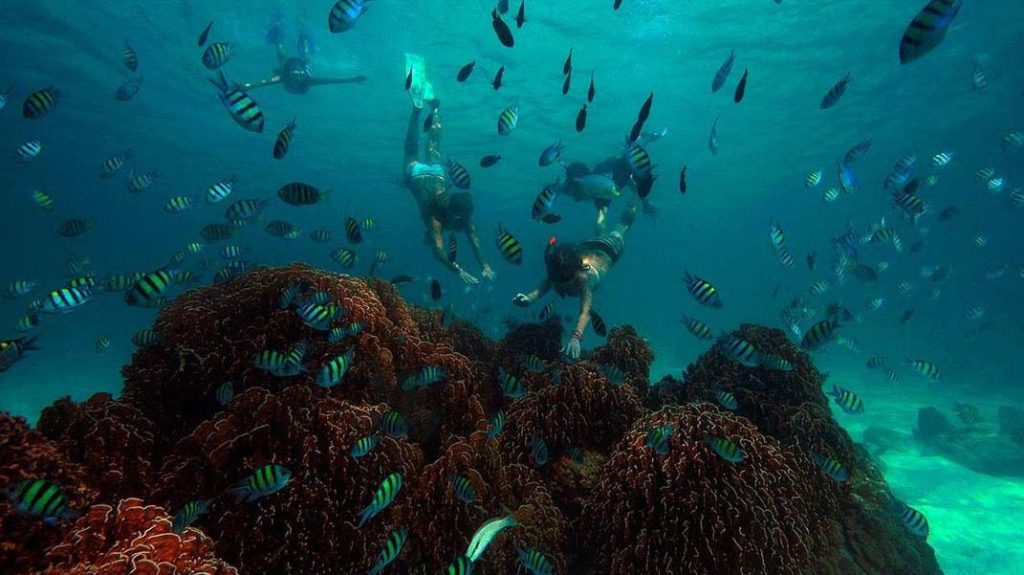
[497,101,519,135]
[202,42,232,70]
[345,217,363,244]
[273,118,296,159]
[23,87,60,119]
[123,41,139,71]
[683,270,722,309]
[899,0,964,65]
[495,223,522,265]
[208,71,264,133]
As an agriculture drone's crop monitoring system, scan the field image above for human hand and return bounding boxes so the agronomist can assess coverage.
[481,265,497,281]
[512,293,531,307]
[561,333,582,360]
[457,267,480,285]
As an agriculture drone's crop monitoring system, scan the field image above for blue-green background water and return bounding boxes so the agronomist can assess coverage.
[1,1,1022,573]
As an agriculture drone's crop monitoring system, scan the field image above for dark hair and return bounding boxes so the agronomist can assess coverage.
[545,243,582,284]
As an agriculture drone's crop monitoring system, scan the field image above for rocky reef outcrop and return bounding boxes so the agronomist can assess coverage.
[0,266,944,575]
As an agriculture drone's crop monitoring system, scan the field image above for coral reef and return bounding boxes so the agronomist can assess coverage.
[153,385,424,575]
[0,269,945,575]
[37,393,160,502]
[39,497,236,575]
[589,325,654,396]
[578,402,837,574]
[0,414,95,575]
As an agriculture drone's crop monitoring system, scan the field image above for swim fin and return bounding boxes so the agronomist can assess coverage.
[404,53,434,108]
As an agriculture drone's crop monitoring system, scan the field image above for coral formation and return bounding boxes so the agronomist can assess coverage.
[154,385,424,575]
[37,393,160,502]
[0,414,95,575]
[0,268,945,575]
[589,325,654,395]
[39,497,236,575]
[578,402,837,574]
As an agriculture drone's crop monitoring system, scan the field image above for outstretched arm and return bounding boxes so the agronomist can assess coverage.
[465,221,494,279]
[564,284,593,360]
[429,217,479,284]
[306,75,368,87]
[516,278,551,305]
[242,76,281,91]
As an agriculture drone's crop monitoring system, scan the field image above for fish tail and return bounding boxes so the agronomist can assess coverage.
[357,504,374,528]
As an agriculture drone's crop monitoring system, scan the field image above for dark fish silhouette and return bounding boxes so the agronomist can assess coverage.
[492,9,515,47]
[198,21,213,47]
[734,69,748,103]
[576,103,588,132]
[457,61,475,82]
[711,50,735,93]
[492,66,505,90]
[515,1,526,28]
[587,72,595,102]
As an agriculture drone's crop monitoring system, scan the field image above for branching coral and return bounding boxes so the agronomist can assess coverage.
[589,325,654,395]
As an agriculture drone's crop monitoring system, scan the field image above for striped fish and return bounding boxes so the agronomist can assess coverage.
[122,41,139,71]
[450,474,477,503]
[164,196,194,213]
[819,73,851,110]
[447,233,458,264]
[95,335,111,353]
[131,329,163,347]
[906,358,941,380]
[351,435,380,459]
[497,101,519,135]
[206,176,237,203]
[713,389,738,410]
[402,365,445,390]
[899,0,964,65]
[843,139,872,164]
[316,349,355,387]
[805,170,823,188]
[539,300,556,321]
[127,169,158,193]
[487,410,505,438]
[895,501,929,538]
[215,381,233,407]
[171,499,210,534]
[517,548,553,575]
[601,364,624,386]
[810,452,849,482]
[822,187,840,202]
[100,149,132,178]
[230,463,292,503]
[14,314,39,332]
[329,0,371,33]
[368,528,408,575]
[531,182,561,223]
[345,217,363,244]
[625,142,653,176]
[681,316,714,340]
[683,270,722,308]
[718,333,760,368]
[41,287,92,314]
[5,280,38,298]
[704,436,744,463]
[759,353,793,371]
[590,310,607,337]
[332,247,358,268]
[277,182,327,205]
[273,118,296,159]
[202,42,232,69]
[16,140,42,162]
[499,366,524,398]
[447,159,471,190]
[225,199,268,222]
[379,410,408,437]
[358,472,403,528]
[22,87,60,119]
[495,224,523,265]
[6,478,75,521]
[310,228,332,243]
[56,218,93,238]
[31,190,54,211]
[445,557,474,575]
[208,71,264,132]
[645,425,674,455]
[801,318,839,351]
[125,269,174,307]
[829,384,864,414]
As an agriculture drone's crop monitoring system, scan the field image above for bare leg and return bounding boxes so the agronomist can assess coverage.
[306,75,367,87]
[424,102,442,165]
[242,76,282,91]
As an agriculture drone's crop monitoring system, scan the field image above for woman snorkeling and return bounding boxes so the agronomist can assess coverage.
[513,201,638,359]
[243,44,366,94]
[403,98,494,285]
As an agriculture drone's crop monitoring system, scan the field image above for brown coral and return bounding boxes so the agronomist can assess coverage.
[153,385,424,575]
[589,325,655,396]
[0,413,95,575]
[39,498,236,575]
[577,403,837,575]
[36,393,160,502]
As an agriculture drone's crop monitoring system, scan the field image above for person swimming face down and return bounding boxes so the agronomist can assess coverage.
[545,242,584,288]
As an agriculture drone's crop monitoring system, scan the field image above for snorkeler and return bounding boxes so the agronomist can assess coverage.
[403,96,495,285]
[512,201,639,359]
[242,42,365,94]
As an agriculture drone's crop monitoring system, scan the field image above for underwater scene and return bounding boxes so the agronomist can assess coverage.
[1,0,1022,573]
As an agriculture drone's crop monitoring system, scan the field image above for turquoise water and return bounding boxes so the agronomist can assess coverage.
[1,2,1022,573]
